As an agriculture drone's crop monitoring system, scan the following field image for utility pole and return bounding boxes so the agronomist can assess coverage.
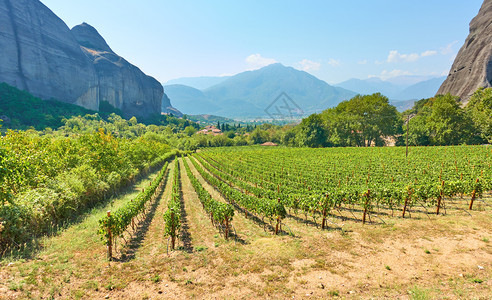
[406,115,409,158]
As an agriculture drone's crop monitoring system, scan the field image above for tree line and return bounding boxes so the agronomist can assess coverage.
[227,88,492,148]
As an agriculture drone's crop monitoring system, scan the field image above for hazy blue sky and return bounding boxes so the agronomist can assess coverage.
[41,0,483,84]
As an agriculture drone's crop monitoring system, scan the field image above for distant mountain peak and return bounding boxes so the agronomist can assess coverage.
[166,63,355,118]
[262,62,285,68]
[366,77,384,83]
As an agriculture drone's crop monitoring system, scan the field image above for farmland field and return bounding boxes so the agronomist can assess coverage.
[1,146,491,299]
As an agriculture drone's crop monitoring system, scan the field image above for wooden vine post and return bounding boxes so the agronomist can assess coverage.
[170,210,176,250]
[436,180,444,215]
[362,190,370,224]
[402,189,411,218]
[275,216,280,235]
[469,178,479,210]
[131,200,135,231]
[275,198,281,235]
[321,194,328,230]
[225,217,229,240]
[107,210,112,261]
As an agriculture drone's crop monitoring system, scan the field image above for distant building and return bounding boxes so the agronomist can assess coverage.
[197,125,222,136]
[261,142,278,146]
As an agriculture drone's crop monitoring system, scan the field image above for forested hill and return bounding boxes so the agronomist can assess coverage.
[0,83,194,131]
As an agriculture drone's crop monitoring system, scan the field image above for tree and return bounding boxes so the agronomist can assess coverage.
[404,94,476,146]
[466,87,492,143]
[320,93,401,147]
[405,113,431,146]
[129,116,138,126]
[295,114,327,147]
[249,128,269,144]
[426,94,474,145]
[184,126,197,137]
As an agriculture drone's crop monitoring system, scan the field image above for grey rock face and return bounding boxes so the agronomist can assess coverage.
[72,23,163,118]
[0,0,165,118]
[72,23,113,53]
[0,0,98,110]
[437,0,492,101]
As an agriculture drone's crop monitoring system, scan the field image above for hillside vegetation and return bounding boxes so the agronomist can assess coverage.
[0,83,197,132]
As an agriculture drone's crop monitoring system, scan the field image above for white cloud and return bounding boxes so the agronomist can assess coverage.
[245,54,277,70]
[387,50,419,63]
[327,58,341,67]
[296,59,321,71]
[421,50,437,57]
[441,41,458,55]
[386,49,438,63]
[358,60,368,65]
[378,69,413,80]
[374,60,384,65]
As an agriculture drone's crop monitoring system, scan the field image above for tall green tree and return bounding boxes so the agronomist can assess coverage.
[249,128,269,144]
[295,114,328,147]
[466,87,492,143]
[320,93,401,147]
[427,94,475,145]
[405,94,476,146]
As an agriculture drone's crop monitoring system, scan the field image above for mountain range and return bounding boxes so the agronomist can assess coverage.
[164,76,230,90]
[164,64,355,118]
[335,76,446,101]
[164,64,445,118]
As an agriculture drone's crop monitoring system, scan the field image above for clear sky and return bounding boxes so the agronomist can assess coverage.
[41,0,484,84]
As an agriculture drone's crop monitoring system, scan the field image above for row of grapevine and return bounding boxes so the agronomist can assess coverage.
[0,127,176,252]
[198,152,401,225]
[195,146,491,228]
[189,156,286,234]
[195,153,343,227]
[163,159,182,250]
[182,157,234,238]
[98,159,171,260]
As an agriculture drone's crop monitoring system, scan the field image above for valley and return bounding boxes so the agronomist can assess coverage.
[1,0,491,299]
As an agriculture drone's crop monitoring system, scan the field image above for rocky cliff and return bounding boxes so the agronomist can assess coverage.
[0,0,169,118]
[72,23,163,118]
[0,0,98,110]
[437,0,492,101]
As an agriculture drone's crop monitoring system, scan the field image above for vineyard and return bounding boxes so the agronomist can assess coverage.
[0,128,176,253]
[0,145,491,299]
[192,145,491,230]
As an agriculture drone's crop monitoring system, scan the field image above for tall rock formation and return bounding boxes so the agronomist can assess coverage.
[437,0,492,101]
[0,0,98,110]
[0,0,169,118]
[72,23,163,118]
